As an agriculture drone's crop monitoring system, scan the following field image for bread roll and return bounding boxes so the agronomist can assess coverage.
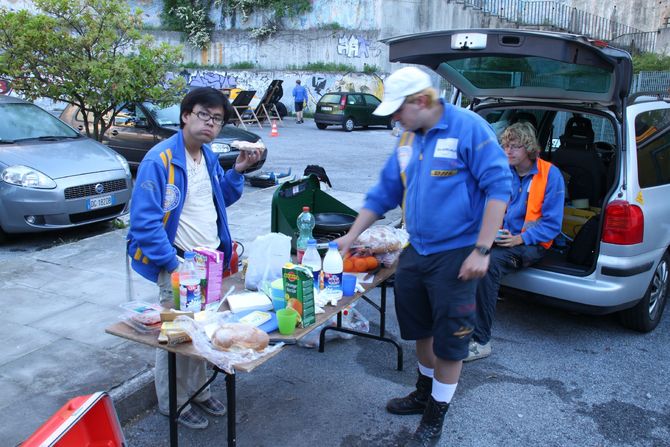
[211,323,269,352]
[231,140,265,152]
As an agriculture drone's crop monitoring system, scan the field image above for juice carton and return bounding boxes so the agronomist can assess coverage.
[282,263,316,328]
[193,247,224,307]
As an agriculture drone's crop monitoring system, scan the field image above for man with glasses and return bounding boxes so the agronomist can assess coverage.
[466,121,564,362]
[127,87,262,429]
[336,67,512,446]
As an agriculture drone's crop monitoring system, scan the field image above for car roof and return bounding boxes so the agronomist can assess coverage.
[0,95,30,104]
[383,28,633,111]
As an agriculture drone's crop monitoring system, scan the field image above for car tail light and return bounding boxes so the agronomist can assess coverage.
[602,200,644,245]
[339,96,346,110]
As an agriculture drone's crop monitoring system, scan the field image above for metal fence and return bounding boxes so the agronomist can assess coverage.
[456,0,657,53]
[633,71,670,93]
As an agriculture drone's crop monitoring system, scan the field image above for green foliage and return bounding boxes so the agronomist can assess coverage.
[162,0,215,48]
[363,63,380,74]
[218,0,312,22]
[320,22,343,30]
[0,0,185,142]
[180,61,258,70]
[632,52,670,73]
[291,62,356,73]
[230,61,256,69]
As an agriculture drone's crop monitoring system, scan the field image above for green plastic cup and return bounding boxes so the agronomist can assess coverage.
[276,307,298,335]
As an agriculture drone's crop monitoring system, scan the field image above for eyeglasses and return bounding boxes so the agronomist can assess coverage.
[192,110,224,125]
[503,143,526,152]
[395,98,420,115]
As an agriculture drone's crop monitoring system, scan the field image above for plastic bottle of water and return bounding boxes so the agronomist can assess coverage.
[322,241,343,303]
[296,206,315,263]
[301,238,322,290]
[179,251,202,312]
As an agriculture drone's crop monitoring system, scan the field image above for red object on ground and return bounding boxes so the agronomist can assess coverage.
[22,392,125,447]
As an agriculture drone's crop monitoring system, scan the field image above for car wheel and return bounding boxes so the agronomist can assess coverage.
[343,117,355,132]
[274,102,288,118]
[619,251,669,332]
[316,123,328,130]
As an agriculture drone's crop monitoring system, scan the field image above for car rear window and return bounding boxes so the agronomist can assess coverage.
[143,102,180,126]
[444,56,613,94]
[0,103,79,141]
[320,94,342,104]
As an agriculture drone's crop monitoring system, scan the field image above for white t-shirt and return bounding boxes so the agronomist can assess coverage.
[174,153,220,251]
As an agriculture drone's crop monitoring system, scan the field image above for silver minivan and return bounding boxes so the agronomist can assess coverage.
[385,29,669,332]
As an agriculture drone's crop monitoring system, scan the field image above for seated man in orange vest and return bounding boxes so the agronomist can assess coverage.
[466,121,565,361]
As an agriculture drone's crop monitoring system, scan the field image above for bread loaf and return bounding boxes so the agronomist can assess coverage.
[211,323,269,352]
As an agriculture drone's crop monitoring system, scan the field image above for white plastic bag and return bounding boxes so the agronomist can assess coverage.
[176,312,282,374]
[297,306,370,348]
[244,232,291,291]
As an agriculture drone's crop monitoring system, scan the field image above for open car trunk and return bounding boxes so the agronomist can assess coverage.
[474,104,619,275]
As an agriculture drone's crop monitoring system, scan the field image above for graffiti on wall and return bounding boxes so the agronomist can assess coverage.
[166,69,385,113]
[0,79,11,95]
[336,34,381,59]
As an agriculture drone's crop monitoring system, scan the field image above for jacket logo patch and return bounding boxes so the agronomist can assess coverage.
[163,184,180,212]
[431,169,457,177]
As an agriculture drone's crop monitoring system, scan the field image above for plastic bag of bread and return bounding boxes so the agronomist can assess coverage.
[211,323,269,352]
[175,312,281,374]
[355,226,408,254]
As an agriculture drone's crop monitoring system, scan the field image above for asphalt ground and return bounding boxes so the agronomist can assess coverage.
[2,117,669,446]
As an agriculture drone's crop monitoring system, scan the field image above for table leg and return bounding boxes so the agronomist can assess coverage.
[318,280,403,370]
[168,351,178,447]
[226,373,237,446]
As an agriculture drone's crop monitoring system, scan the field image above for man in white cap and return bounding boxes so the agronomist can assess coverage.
[336,66,512,446]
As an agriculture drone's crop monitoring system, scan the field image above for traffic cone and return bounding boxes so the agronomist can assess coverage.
[270,120,279,137]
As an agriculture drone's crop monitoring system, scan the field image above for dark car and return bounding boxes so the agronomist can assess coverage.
[60,101,267,173]
[0,96,132,240]
[313,92,393,132]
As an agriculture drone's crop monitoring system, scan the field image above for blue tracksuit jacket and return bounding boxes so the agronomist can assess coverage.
[364,101,512,255]
[127,130,244,282]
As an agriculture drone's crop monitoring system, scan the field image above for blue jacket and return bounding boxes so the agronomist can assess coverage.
[363,101,512,255]
[503,161,565,246]
[292,85,307,103]
[127,130,244,282]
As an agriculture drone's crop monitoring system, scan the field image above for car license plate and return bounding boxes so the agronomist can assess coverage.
[87,194,114,210]
[320,106,332,111]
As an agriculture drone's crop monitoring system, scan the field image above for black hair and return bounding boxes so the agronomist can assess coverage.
[296,79,301,84]
[180,87,232,128]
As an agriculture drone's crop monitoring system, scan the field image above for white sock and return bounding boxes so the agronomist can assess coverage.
[418,362,434,378]
[431,378,457,403]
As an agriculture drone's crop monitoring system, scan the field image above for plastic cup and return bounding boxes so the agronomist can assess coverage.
[342,273,357,296]
[276,308,298,335]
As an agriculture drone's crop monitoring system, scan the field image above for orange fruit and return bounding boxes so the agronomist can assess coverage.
[354,257,369,272]
[286,298,303,316]
[343,258,355,272]
[366,256,379,270]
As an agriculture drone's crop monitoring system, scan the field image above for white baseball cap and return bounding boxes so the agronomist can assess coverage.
[373,67,433,116]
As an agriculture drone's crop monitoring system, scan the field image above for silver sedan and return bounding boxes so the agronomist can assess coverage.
[0,95,132,241]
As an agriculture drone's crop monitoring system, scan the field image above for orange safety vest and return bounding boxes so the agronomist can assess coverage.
[523,158,554,249]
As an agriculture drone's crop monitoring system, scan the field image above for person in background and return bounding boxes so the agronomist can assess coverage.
[466,121,564,362]
[292,79,307,123]
[336,66,512,447]
[126,87,262,429]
